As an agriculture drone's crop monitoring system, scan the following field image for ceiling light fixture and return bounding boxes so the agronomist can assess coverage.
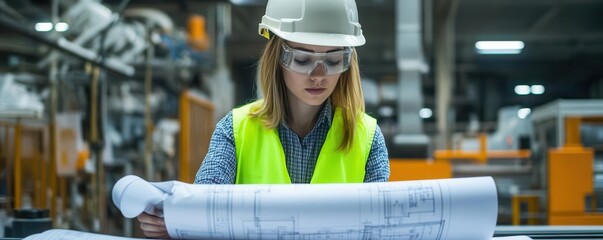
[514,85,530,95]
[475,41,524,54]
[35,22,53,32]
[419,108,433,119]
[531,85,545,95]
[55,22,69,32]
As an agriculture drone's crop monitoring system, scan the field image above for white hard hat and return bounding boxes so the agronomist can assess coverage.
[258,0,366,47]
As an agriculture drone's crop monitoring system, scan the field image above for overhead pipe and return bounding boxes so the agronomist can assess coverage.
[393,0,430,158]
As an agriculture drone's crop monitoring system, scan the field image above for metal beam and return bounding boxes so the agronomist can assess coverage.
[0,15,135,77]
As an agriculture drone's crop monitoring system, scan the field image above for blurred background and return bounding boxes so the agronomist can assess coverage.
[0,0,602,238]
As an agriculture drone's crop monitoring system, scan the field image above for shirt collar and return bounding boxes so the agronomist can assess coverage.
[320,98,334,127]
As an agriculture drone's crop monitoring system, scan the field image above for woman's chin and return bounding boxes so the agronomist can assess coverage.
[301,98,327,106]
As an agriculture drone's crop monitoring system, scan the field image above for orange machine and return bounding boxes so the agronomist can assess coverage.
[389,159,452,181]
[390,134,530,182]
[434,134,531,164]
[1,120,61,223]
[548,117,603,225]
[187,15,210,52]
[435,133,533,225]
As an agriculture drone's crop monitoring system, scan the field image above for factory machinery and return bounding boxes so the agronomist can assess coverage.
[0,0,231,237]
[388,100,603,226]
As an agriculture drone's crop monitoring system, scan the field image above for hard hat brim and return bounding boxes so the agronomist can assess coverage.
[264,26,366,47]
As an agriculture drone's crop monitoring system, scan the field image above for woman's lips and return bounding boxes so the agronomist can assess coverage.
[305,88,326,95]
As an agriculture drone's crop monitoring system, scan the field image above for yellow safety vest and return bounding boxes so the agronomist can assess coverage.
[232,102,377,184]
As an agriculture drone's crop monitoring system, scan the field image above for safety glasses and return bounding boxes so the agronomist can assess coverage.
[280,42,353,76]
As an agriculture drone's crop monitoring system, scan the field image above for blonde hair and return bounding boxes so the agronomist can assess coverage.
[249,36,365,151]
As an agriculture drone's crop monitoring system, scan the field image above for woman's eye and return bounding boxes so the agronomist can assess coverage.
[294,59,310,65]
[326,60,341,66]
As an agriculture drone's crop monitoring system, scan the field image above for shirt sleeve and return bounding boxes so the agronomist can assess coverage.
[364,124,390,182]
[194,112,237,184]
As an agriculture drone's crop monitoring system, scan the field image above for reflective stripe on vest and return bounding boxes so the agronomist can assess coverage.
[232,102,377,184]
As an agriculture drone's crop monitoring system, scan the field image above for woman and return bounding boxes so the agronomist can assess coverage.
[138,0,389,238]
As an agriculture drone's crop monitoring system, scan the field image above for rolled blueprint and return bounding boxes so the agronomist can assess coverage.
[112,176,498,240]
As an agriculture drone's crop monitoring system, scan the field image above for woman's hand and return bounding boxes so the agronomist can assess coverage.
[137,209,169,239]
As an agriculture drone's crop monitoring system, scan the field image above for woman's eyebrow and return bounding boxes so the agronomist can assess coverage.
[291,46,345,53]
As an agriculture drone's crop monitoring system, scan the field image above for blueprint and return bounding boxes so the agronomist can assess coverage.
[23,229,139,240]
[22,229,532,240]
[112,176,499,240]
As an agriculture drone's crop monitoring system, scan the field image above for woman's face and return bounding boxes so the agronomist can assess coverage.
[282,41,343,107]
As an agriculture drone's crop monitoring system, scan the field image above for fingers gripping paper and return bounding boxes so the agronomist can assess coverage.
[112,176,499,240]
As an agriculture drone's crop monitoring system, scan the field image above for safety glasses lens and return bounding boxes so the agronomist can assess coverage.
[280,43,352,75]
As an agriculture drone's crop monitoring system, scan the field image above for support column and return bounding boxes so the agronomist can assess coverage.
[49,58,58,225]
[396,0,427,135]
[434,0,458,149]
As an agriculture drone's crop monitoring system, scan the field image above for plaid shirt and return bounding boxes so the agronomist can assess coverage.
[194,101,390,184]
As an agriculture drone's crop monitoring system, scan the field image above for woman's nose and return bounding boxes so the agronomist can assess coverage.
[310,61,328,78]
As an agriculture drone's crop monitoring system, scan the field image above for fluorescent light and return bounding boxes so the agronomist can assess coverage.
[378,106,394,118]
[35,22,53,32]
[55,22,69,32]
[419,108,432,119]
[475,41,525,50]
[514,85,530,95]
[517,108,531,119]
[475,41,524,54]
[531,85,545,95]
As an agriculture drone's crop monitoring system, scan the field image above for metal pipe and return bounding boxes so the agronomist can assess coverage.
[0,15,134,77]
[35,132,44,209]
[99,67,109,233]
[49,52,59,226]
[89,66,106,232]
[13,120,22,209]
[396,0,428,135]
[144,28,155,181]
[38,147,47,210]
[96,150,106,233]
